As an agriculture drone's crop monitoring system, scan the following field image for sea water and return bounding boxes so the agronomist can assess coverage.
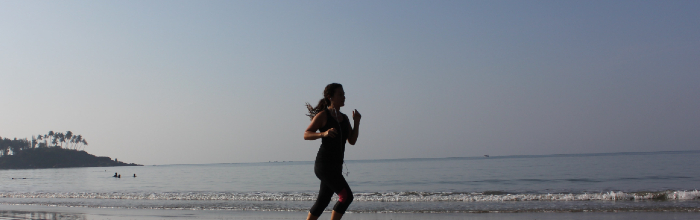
[0,151,698,213]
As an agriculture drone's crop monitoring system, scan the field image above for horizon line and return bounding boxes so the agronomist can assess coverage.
[152,149,700,166]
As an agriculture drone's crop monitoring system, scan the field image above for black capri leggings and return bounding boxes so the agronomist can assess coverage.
[309,167,354,216]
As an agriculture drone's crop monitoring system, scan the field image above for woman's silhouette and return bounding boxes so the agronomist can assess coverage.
[304,83,361,220]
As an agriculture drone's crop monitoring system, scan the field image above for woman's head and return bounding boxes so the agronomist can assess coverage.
[306,83,344,120]
[323,83,344,108]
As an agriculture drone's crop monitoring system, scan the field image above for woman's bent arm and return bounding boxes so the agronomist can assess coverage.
[304,111,336,140]
[348,109,361,145]
[304,131,325,140]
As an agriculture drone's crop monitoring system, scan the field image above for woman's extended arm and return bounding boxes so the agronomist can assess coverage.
[348,109,361,145]
[304,111,337,140]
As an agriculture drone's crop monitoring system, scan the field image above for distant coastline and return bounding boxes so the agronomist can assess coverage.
[0,147,141,169]
[1,131,140,169]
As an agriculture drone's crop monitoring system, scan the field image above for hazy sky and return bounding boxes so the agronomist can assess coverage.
[1,0,698,165]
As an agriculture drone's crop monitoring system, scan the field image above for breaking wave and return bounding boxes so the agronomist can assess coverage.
[1,190,698,202]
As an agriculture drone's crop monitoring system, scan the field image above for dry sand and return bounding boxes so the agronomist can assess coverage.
[1,204,699,220]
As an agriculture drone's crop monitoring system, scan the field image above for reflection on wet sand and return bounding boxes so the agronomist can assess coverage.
[0,210,86,220]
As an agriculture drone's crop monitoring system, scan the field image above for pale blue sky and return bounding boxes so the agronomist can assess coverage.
[1,0,698,165]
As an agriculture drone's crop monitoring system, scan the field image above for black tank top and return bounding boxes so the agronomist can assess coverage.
[315,108,350,168]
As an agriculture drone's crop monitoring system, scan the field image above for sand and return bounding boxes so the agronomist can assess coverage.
[0,204,699,220]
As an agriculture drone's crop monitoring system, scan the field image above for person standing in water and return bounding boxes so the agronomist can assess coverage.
[304,83,361,220]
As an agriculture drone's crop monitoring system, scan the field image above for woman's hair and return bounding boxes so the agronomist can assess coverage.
[306,83,343,120]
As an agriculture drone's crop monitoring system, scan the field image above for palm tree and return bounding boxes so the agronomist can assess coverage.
[31,136,37,149]
[58,132,65,148]
[75,135,83,150]
[10,138,21,155]
[19,138,30,152]
[37,135,41,148]
[51,135,59,147]
[43,134,49,148]
[81,139,88,151]
[71,135,79,150]
[48,131,55,147]
[65,131,73,149]
[37,134,45,148]
[68,136,74,149]
[74,135,82,150]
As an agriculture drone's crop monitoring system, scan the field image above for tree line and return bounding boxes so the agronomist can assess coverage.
[0,131,88,156]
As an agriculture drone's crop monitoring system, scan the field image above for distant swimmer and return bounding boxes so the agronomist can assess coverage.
[133,174,136,177]
[113,172,118,177]
[118,174,121,178]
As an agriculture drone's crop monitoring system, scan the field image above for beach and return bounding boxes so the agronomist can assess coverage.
[3,0,699,218]
[1,204,699,220]
[0,151,698,218]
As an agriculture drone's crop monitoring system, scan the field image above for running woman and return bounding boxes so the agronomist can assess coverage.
[304,83,361,220]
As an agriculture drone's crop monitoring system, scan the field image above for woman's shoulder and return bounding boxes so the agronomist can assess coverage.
[314,109,328,119]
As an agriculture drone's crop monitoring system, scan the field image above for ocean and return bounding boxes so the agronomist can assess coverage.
[0,150,698,213]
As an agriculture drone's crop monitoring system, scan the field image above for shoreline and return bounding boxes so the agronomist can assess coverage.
[1,204,699,220]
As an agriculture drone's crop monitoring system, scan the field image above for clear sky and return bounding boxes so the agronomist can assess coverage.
[1,0,698,165]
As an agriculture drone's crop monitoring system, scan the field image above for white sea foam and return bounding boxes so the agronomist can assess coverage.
[0,190,698,202]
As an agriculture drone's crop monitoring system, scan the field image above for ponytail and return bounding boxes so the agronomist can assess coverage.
[305,98,327,120]
[306,83,342,120]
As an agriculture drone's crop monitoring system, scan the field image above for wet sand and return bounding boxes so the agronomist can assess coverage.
[1,204,699,220]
